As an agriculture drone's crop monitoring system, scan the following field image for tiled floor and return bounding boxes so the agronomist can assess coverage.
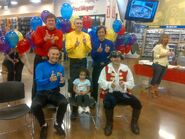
[0,53,185,139]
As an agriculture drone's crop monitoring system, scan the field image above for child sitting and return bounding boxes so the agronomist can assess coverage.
[73,68,91,114]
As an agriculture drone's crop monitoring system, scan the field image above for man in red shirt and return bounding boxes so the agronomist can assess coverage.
[31,13,63,99]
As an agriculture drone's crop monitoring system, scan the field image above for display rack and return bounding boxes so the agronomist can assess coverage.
[141,27,185,63]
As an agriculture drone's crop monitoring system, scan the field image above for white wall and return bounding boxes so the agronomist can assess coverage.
[54,0,106,17]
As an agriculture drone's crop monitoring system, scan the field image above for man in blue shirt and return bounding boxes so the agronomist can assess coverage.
[91,25,115,101]
[31,47,68,139]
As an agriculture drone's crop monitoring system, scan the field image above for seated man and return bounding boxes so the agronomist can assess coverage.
[31,47,68,139]
[98,51,142,136]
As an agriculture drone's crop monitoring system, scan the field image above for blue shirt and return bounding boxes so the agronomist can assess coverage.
[91,39,115,65]
[35,61,65,92]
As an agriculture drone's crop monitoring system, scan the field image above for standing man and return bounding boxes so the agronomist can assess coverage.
[31,13,63,99]
[65,18,92,117]
[98,51,142,136]
[31,47,68,139]
[91,25,114,101]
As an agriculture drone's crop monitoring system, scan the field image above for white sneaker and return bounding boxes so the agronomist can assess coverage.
[85,106,90,113]
[78,106,83,114]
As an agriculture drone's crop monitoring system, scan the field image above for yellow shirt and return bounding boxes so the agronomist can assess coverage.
[65,31,92,58]
[153,44,169,66]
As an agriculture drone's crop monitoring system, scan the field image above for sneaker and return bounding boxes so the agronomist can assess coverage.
[78,106,83,114]
[40,125,48,139]
[54,123,66,136]
[85,106,90,113]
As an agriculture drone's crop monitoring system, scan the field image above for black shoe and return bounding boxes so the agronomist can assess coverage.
[40,125,48,139]
[131,123,140,135]
[104,125,112,136]
[54,124,66,136]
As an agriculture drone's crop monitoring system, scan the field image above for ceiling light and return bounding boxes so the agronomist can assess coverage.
[30,0,41,3]
[11,1,18,5]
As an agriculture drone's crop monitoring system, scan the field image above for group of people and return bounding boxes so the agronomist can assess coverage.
[2,12,173,139]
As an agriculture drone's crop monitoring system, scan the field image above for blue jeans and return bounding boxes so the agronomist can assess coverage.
[150,63,167,85]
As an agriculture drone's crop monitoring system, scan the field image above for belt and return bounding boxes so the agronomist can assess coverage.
[70,58,86,61]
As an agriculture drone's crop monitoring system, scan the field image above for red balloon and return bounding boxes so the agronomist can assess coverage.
[116,45,131,54]
[17,39,30,54]
[117,25,125,35]
[125,45,132,54]
[82,16,92,30]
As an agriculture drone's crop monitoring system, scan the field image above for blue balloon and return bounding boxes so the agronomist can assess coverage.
[115,35,125,47]
[60,3,73,20]
[5,31,19,48]
[30,16,43,31]
[88,27,98,42]
[55,17,62,30]
[112,20,122,33]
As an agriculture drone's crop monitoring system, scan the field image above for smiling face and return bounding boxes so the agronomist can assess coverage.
[97,27,106,41]
[74,19,83,32]
[79,71,87,80]
[45,17,56,30]
[48,47,60,64]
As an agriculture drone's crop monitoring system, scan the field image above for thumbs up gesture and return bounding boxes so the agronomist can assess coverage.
[83,35,87,45]
[44,30,51,41]
[50,70,57,82]
[58,72,65,83]
[97,43,103,53]
[75,38,80,47]
[105,45,110,53]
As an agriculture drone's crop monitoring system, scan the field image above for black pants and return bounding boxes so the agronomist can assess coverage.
[3,59,24,81]
[31,89,68,126]
[76,94,90,107]
[92,63,106,101]
[32,55,48,99]
[150,63,167,85]
[103,91,142,110]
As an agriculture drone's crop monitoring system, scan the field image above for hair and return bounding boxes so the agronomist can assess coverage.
[78,68,89,78]
[96,25,107,35]
[44,13,56,22]
[48,46,59,52]
[74,18,82,24]
[158,34,169,44]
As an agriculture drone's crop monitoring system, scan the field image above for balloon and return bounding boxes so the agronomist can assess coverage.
[26,31,35,48]
[123,33,131,45]
[41,10,50,22]
[5,31,19,48]
[60,18,71,33]
[55,17,62,30]
[0,36,11,54]
[17,39,30,55]
[115,35,125,47]
[82,16,92,30]
[112,20,122,33]
[70,15,79,29]
[60,3,73,20]
[88,26,98,41]
[117,25,125,35]
[129,34,137,45]
[105,28,117,42]
[30,16,43,31]
[116,45,131,54]
[15,30,23,41]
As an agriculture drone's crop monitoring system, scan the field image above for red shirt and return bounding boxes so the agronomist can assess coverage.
[32,26,63,56]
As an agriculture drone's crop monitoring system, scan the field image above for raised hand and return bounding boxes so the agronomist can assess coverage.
[50,34,55,44]
[105,45,110,53]
[75,38,80,47]
[97,43,103,53]
[58,72,65,83]
[44,30,51,41]
[50,70,57,82]
[83,35,87,45]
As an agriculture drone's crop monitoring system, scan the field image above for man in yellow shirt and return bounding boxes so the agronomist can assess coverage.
[65,18,92,118]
